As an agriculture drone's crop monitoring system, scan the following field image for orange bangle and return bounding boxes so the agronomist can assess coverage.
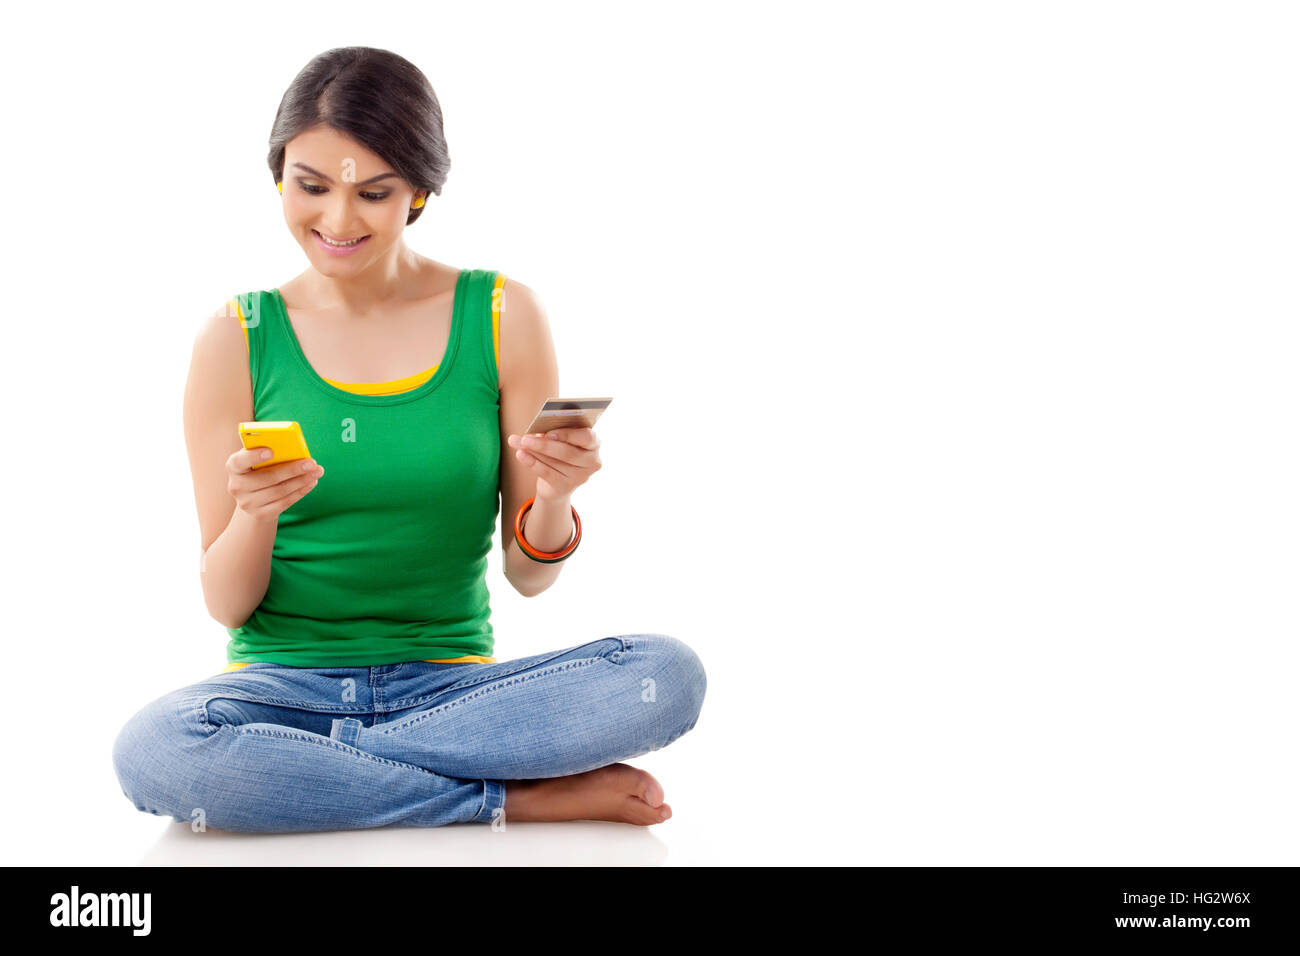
[514,496,581,563]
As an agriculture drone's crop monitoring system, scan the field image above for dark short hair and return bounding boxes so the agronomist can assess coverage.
[267,47,450,226]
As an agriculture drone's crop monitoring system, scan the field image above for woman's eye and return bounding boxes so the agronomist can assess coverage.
[295,182,388,202]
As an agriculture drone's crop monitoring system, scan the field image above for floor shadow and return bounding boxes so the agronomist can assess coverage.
[136,819,670,866]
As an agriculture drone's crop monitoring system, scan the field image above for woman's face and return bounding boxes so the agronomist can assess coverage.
[280,125,423,273]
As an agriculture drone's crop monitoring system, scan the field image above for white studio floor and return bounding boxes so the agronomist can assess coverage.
[135,818,673,867]
[99,748,715,866]
[35,777,811,867]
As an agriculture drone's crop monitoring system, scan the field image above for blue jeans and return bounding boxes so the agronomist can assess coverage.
[112,633,706,833]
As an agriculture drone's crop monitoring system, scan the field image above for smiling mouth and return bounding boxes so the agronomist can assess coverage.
[313,229,369,247]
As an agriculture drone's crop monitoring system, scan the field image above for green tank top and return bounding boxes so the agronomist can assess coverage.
[226,268,502,667]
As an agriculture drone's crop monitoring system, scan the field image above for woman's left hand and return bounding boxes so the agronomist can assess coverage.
[506,427,602,503]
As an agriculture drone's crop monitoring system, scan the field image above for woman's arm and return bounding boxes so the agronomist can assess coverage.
[183,303,276,628]
[496,278,570,597]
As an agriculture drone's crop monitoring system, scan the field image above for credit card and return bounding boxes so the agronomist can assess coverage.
[523,397,613,437]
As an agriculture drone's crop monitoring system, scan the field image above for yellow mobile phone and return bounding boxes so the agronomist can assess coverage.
[238,421,312,470]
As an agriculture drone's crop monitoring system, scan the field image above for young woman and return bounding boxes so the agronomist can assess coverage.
[111,46,706,833]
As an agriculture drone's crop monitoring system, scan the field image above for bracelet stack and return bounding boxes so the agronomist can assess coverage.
[514,496,581,563]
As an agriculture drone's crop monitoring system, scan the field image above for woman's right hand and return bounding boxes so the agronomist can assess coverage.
[226,447,325,523]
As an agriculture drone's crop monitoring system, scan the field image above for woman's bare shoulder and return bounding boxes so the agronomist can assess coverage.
[412,256,462,298]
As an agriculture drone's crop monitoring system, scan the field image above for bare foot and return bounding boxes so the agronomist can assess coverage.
[503,763,672,825]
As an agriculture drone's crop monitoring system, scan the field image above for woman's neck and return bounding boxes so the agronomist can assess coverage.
[301,243,427,316]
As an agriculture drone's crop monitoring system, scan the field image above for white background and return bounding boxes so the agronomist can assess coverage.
[1,0,1295,866]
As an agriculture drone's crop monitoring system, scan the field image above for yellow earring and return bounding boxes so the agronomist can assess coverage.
[277,181,283,194]
[411,195,425,209]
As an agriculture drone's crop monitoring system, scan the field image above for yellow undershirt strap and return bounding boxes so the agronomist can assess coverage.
[492,273,505,383]
[222,655,498,673]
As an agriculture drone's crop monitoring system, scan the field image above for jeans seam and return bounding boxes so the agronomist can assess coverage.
[229,724,437,773]
[378,658,599,735]
[197,701,218,735]
[390,636,636,709]
[195,693,371,733]
[476,780,505,824]
[386,656,576,707]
